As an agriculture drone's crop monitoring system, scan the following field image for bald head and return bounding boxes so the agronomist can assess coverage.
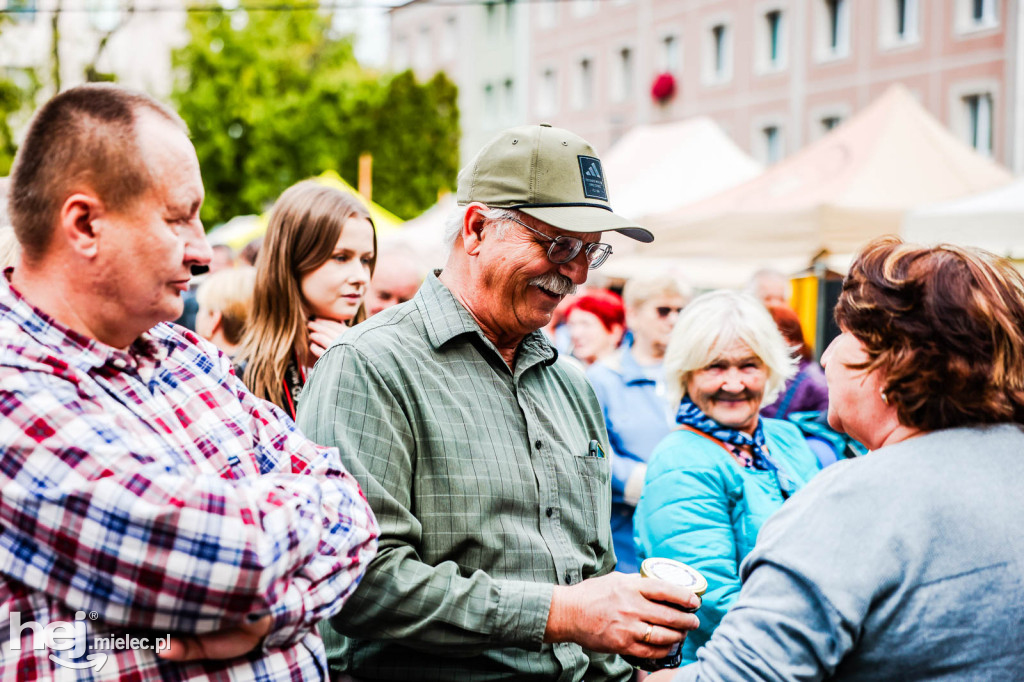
[366,246,423,316]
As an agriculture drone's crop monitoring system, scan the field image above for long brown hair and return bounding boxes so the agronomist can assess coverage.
[236,180,377,409]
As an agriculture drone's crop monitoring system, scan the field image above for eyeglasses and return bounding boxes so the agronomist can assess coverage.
[656,306,683,318]
[505,215,613,269]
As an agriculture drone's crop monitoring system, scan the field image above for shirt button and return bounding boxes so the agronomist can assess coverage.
[564,572,572,584]
[112,359,127,369]
[546,507,553,517]
[534,440,542,450]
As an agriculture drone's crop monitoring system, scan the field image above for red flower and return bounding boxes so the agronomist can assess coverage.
[651,73,676,103]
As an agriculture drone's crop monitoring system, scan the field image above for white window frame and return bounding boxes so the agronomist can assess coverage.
[538,0,558,29]
[611,45,634,103]
[661,33,682,75]
[537,67,559,116]
[950,81,998,158]
[703,17,734,85]
[878,0,920,50]
[755,4,788,74]
[816,0,851,62]
[573,56,595,110]
[954,0,999,35]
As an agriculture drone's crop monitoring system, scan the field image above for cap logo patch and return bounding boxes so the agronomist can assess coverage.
[577,155,608,201]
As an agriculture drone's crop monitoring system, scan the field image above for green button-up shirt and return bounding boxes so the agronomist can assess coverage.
[297,273,629,681]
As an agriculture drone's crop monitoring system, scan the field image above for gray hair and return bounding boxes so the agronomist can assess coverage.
[622,272,692,309]
[443,205,520,256]
[663,289,796,409]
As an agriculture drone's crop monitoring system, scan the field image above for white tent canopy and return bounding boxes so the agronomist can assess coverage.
[602,117,763,222]
[635,84,1014,266]
[902,177,1024,258]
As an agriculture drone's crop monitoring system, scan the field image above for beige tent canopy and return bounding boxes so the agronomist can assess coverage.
[902,177,1024,259]
[602,117,763,222]
[634,84,1013,266]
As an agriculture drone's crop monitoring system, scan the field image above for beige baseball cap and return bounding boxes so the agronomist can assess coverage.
[456,123,654,243]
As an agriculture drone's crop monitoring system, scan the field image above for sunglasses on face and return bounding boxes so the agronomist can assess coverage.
[505,215,614,269]
[656,306,683,318]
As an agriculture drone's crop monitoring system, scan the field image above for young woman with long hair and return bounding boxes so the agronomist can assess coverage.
[235,180,377,418]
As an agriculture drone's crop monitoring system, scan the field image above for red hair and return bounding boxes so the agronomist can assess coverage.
[567,289,626,332]
[768,305,813,362]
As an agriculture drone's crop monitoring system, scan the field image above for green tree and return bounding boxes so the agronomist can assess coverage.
[172,1,459,225]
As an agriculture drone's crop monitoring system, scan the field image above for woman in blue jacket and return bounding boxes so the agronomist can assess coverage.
[634,290,821,664]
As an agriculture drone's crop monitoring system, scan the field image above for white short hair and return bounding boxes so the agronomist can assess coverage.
[664,289,796,409]
[443,205,520,257]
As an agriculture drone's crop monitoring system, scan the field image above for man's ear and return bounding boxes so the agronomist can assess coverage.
[461,203,489,256]
[59,192,104,258]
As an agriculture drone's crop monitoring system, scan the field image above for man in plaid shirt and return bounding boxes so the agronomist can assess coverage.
[0,84,378,679]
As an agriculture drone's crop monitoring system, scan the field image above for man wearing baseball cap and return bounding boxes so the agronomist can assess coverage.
[298,124,701,680]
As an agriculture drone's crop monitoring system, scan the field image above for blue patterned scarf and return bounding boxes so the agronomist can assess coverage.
[675,396,796,496]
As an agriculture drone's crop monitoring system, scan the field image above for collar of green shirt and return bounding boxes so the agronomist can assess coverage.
[417,271,558,373]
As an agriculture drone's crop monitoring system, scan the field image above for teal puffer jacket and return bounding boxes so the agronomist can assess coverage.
[634,419,821,664]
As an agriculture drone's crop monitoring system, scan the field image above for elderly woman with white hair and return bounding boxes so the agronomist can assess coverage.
[633,290,821,665]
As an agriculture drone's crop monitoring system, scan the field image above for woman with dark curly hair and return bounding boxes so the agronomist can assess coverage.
[650,237,1024,681]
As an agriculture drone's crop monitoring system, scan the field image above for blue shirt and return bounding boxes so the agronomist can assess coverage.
[587,346,674,572]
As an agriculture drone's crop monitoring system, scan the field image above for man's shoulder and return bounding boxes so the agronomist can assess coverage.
[338,300,427,353]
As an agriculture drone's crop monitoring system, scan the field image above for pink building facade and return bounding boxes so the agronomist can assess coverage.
[528,0,1020,168]
[391,0,1022,172]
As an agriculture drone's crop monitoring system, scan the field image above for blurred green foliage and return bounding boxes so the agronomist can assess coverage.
[172,1,460,226]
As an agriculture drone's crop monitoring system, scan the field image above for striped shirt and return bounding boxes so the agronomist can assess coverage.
[297,272,630,681]
[0,273,378,680]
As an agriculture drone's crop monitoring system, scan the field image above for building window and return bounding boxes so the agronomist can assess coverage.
[964,93,993,156]
[955,0,998,32]
[484,83,498,125]
[763,126,782,164]
[972,0,996,24]
[881,0,919,46]
[575,58,594,109]
[572,0,596,18]
[767,10,783,66]
[504,0,516,33]
[503,78,515,122]
[441,16,458,60]
[613,47,634,102]
[538,0,558,28]
[821,115,842,131]
[415,26,432,73]
[486,2,500,35]
[713,25,728,76]
[7,0,37,23]
[896,0,918,39]
[538,68,558,116]
[662,34,681,74]
[823,0,850,57]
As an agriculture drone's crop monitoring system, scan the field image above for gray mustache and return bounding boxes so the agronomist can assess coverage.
[528,274,577,297]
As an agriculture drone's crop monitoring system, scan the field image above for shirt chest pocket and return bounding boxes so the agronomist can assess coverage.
[570,454,612,549]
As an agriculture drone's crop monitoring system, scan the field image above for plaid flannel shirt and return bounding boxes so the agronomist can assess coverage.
[0,274,378,680]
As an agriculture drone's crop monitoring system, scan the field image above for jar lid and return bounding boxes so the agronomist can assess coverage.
[640,558,708,596]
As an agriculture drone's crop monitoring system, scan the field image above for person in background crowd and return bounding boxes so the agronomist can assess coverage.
[365,243,423,316]
[0,83,377,680]
[298,123,701,681]
[195,265,256,357]
[652,238,1024,681]
[209,243,237,274]
[566,288,625,366]
[746,268,790,309]
[587,273,689,573]
[634,290,821,665]
[761,305,828,420]
[239,236,262,267]
[235,180,376,420]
